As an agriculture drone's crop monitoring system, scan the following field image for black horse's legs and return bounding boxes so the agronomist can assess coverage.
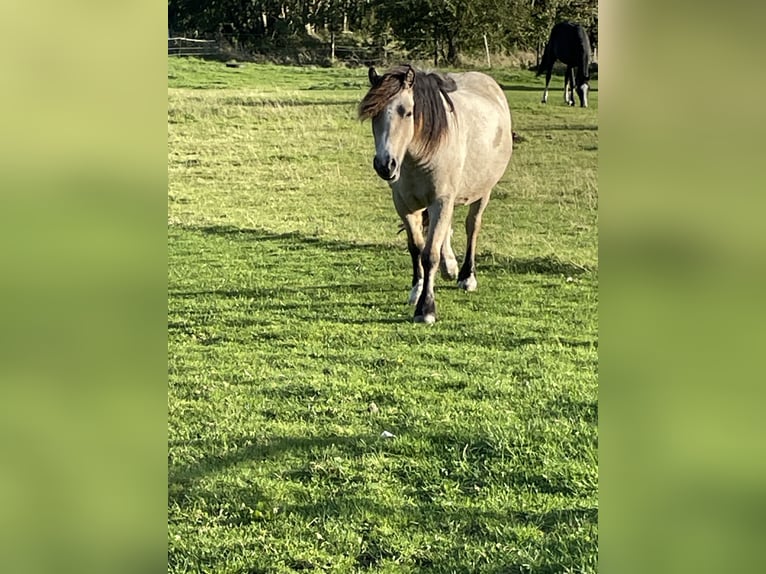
[542,66,553,104]
[415,198,454,323]
[565,66,576,105]
[575,69,589,107]
[457,196,489,292]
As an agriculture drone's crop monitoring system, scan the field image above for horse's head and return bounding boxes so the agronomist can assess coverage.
[359,65,417,183]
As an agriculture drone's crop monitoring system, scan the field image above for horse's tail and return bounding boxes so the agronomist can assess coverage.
[537,38,554,76]
[577,24,593,81]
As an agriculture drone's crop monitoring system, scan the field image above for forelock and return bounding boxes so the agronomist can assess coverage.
[358,66,411,120]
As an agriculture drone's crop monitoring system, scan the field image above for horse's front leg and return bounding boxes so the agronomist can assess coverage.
[458,195,490,292]
[415,198,454,324]
[420,207,457,280]
[399,209,426,305]
[576,72,589,107]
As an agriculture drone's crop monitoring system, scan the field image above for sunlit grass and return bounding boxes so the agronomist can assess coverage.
[168,57,597,573]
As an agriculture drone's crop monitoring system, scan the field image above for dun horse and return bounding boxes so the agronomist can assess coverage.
[359,64,513,323]
[538,21,593,107]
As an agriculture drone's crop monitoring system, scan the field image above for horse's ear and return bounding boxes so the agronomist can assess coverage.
[403,65,415,89]
[368,67,379,86]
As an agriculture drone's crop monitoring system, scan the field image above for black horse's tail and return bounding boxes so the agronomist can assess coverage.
[577,25,593,82]
[537,40,554,76]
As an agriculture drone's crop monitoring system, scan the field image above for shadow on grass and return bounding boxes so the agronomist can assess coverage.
[499,83,598,94]
[168,224,594,330]
[499,84,547,92]
[169,429,597,558]
[172,224,593,275]
[282,497,597,570]
[176,224,384,252]
[169,427,596,505]
[521,124,598,132]
[475,252,592,275]
[221,97,359,108]
[169,434,365,500]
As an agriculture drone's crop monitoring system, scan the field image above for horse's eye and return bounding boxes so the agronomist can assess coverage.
[405,111,413,118]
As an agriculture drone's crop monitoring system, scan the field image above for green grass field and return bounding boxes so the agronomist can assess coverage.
[168,58,597,573]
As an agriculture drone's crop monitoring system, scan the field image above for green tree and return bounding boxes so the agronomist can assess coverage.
[167,0,597,63]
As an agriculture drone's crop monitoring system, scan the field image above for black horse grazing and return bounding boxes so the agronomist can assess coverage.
[537,21,592,107]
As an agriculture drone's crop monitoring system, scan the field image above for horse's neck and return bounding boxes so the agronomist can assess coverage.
[407,97,456,165]
[403,149,429,171]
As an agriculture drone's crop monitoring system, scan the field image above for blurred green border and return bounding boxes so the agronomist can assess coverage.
[0,3,168,574]
[600,2,766,573]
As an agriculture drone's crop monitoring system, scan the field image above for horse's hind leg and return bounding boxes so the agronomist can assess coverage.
[542,67,553,104]
[458,195,490,292]
[439,224,459,280]
[565,65,575,105]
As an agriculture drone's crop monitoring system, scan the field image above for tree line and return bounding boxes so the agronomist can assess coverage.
[168,0,597,66]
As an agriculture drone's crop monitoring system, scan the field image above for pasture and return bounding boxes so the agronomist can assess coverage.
[168,58,598,573]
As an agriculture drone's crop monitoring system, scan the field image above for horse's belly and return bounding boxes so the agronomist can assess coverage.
[455,149,512,204]
[454,191,476,205]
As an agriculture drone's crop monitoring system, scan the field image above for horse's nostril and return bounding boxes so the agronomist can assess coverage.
[389,158,397,171]
[373,156,392,179]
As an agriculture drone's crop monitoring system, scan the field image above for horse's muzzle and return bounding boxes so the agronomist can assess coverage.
[373,156,399,182]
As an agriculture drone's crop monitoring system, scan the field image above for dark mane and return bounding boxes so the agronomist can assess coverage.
[358,64,457,159]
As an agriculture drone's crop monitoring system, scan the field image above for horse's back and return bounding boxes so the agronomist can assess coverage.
[450,72,510,117]
[453,71,511,147]
[445,71,512,201]
[551,21,592,65]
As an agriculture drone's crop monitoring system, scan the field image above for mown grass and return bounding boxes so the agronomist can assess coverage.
[168,58,597,573]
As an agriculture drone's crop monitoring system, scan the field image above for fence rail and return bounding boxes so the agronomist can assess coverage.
[165,33,559,68]
[168,37,220,57]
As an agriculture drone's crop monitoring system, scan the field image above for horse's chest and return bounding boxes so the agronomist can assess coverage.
[393,171,435,211]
